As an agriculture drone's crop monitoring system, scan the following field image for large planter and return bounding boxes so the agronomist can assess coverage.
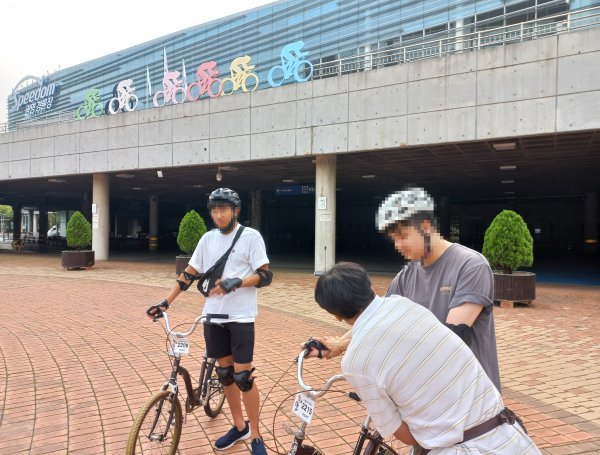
[61,250,95,270]
[176,255,190,276]
[493,271,536,303]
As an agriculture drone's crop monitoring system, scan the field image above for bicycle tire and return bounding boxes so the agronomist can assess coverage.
[173,87,187,104]
[362,432,398,455]
[295,61,313,82]
[153,91,165,107]
[93,102,103,117]
[203,362,225,417]
[126,390,183,455]
[108,98,121,115]
[186,82,201,101]
[268,65,285,87]
[125,94,138,111]
[75,106,86,120]
[209,79,222,98]
[296,444,323,455]
[220,78,235,96]
[242,73,259,92]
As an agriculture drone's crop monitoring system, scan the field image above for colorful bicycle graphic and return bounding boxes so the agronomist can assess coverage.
[76,89,104,120]
[268,41,313,87]
[153,70,187,107]
[220,55,259,95]
[107,79,139,114]
[186,61,223,100]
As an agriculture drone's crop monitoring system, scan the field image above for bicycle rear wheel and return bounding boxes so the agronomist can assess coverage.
[362,431,398,455]
[126,390,183,455]
[203,362,226,417]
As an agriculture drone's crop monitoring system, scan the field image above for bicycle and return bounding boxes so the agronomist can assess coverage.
[268,41,313,87]
[153,70,187,107]
[278,341,398,455]
[220,55,260,95]
[186,61,223,100]
[75,88,104,120]
[126,311,228,455]
[107,79,138,114]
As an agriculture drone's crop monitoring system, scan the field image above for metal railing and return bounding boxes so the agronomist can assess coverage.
[312,6,600,78]
[2,5,599,135]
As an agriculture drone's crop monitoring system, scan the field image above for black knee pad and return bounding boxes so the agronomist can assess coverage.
[216,366,234,386]
[233,368,255,392]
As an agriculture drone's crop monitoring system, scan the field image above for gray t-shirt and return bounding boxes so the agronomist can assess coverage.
[386,243,501,391]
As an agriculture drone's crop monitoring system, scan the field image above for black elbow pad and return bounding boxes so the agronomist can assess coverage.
[255,269,273,288]
[445,323,473,346]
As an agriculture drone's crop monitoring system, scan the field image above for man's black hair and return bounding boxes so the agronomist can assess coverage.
[386,211,439,235]
[314,262,375,320]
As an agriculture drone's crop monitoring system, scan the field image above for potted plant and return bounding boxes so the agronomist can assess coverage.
[482,209,535,304]
[61,211,95,269]
[176,210,207,275]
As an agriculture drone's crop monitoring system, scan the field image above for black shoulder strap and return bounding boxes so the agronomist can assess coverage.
[212,225,245,268]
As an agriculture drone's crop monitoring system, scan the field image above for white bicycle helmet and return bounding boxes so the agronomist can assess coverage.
[376,187,435,232]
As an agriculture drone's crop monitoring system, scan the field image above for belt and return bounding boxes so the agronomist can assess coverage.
[420,408,523,455]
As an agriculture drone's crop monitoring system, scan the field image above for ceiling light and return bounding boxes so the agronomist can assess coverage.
[48,178,66,183]
[362,174,376,179]
[499,165,517,171]
[216,166,223,182]
[157,170,163,178]
[220,165,238,171]
[132,187,144,190]
[501,180,515,184]
[282,179,296,183]
[116,173,135,179]
[493,142,516,151]
[192,184,203,188]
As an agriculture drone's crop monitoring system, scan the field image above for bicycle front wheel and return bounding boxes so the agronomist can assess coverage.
[203,362,225,417]
[126,390,183,455]
[362,432,398,455]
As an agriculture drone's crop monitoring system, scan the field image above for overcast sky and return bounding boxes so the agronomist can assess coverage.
[0,0,275,125]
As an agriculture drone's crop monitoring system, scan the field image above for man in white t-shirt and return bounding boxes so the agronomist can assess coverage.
[309,262,539,454]
[147,188,271,455]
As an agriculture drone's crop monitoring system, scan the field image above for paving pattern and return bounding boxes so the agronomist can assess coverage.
[0,253,599,454]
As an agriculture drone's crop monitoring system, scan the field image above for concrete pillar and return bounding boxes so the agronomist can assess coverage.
[584,192,598,255]
[38,203,48,244]
[28,209,34,233]
[314,155,336,275]
[438,196,450,239]
[251,190,262,230]
[149,195,159,250]
[12,204,22,241]
[32,210,38,234]
[455,18,464,51]
[92,174,110,260]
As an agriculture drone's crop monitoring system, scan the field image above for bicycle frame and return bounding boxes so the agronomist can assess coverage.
[289,350,394,455]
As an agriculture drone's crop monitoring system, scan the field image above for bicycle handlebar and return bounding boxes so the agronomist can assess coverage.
[296,349,346,399]
[162,312,229,338]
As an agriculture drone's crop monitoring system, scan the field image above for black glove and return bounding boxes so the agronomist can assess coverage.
[303,339,328,358]
[146,299,169,319]
[220,277,242,293]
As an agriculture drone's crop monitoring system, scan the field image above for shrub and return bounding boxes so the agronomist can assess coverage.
[482,209,533,274]
[66,211,92,250]
[177,210,207,255]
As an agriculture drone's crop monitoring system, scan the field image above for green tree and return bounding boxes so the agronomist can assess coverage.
[482,210,533,274]
[177,210,207,255]
[0,205,14,219]
[66,211,92,250]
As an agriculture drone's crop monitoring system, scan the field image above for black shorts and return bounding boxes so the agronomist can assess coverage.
[204,322,255,364]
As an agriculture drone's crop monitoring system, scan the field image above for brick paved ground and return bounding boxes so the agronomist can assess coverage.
[0,252,599,454]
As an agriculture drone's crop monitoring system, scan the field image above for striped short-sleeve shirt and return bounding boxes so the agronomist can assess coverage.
[342,295,539,453]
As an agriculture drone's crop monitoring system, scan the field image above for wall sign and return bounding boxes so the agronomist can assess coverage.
[11,75,60,117]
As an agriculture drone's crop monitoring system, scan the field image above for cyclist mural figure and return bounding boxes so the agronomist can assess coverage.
[147,188,272,455]
[310,262,539,454]
[153,70,187,107]
[268,40,313,87]
[186,61,223,100]
[221,55,259,95]
[107,79,138,114]
[75,88,103,119]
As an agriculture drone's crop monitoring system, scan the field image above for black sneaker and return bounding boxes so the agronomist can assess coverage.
[251,438,267,455]
[214,421,250,450]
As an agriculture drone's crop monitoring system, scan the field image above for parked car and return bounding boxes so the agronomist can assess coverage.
[47,225,58,238]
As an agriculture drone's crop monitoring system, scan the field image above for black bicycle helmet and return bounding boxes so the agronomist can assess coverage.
[207,188,241,209]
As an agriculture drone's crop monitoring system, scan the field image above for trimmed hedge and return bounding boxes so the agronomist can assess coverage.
[177,210,207,255]
[482,209,533,274]
[66,211,92,250]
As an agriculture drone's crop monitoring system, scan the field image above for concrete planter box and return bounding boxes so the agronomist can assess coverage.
[493,271,536,304]
[61,250,95,270]
[176,255,190,276]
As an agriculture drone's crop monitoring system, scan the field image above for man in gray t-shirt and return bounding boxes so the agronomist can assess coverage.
[379,188,501,391]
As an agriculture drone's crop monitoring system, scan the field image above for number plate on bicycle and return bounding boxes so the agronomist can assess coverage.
[170,337,190,356]
[292,393,315,423]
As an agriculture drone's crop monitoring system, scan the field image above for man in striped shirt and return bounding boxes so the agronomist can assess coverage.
[312,262,539,454]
